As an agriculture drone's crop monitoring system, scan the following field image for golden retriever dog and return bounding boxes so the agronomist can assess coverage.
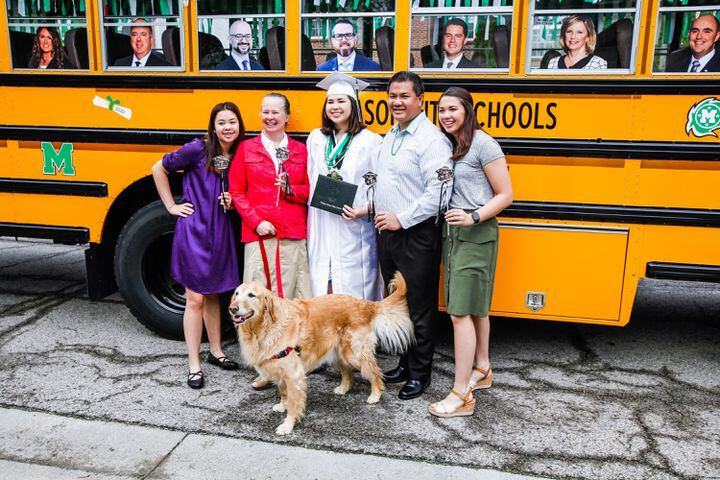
[229,272,412,435]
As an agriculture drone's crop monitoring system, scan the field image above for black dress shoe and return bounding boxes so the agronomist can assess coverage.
[187,371,204,389]
[383,365,409,384]
[207,352,240,370]
[398,378,430,400]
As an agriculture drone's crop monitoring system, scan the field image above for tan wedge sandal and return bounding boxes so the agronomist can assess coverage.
[428,388,476,418]
[468,364,493,391]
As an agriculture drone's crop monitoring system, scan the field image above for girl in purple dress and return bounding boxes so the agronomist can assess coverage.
[152,102,244,389]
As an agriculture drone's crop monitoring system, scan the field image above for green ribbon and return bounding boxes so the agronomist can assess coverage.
[325,132,353,175]
[106,96,120,111]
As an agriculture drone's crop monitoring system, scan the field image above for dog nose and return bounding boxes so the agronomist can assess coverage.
[229,306,238,314]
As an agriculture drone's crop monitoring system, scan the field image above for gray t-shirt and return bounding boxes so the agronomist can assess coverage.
[449,130,504,210]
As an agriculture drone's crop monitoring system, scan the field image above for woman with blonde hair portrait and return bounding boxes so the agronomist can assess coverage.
[548,15,607,70]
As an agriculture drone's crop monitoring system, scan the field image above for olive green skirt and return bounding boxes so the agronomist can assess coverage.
[442,217,499,317]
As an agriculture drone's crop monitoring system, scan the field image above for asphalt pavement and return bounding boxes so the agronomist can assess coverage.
[0,238,719,479]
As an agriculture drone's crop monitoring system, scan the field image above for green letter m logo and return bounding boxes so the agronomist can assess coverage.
[41,142,75,176]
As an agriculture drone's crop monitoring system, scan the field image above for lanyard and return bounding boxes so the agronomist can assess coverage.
[325,132,353,173]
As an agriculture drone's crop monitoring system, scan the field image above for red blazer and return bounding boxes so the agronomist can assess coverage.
[229,135,309,243]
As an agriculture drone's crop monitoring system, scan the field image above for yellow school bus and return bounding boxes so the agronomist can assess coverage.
[1,0,719,338]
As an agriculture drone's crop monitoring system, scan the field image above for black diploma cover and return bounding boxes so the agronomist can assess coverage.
[310,174,358,216]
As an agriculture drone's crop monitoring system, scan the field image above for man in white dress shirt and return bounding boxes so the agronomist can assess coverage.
[113,18,171,67]
[215,20,264,70]
[666,14,720,73]
[375,71,453,400]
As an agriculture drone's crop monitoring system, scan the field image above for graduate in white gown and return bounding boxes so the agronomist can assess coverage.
[307,72,383,300]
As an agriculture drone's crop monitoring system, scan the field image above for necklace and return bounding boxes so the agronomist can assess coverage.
[390,130,406,156]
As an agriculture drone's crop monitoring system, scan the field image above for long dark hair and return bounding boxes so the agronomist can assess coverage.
[320,95,365,136]
[204,102,244,171]
[28,27,67,68]
[439,87,480,160]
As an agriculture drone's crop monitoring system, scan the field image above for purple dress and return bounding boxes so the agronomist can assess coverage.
[162,139,240,294]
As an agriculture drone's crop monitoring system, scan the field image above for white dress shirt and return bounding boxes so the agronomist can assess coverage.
[375,112,453,229]
[260,131,288,172]
[231,51,252,70]
[131,53,150,67]
[442,55,462,69]
[688,49,716,72]
[336,51,356,71]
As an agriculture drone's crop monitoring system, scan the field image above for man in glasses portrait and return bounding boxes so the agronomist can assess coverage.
[215,20,264,70]
[317,19,381,72]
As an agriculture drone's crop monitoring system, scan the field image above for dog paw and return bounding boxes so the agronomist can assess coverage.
[333,385,349,395]
[366,393,381,404]
[275,421,294,435]
[272,402,287,412]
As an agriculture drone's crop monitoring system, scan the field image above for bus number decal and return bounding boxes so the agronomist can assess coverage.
[686,98,720,139]
[41,142,76,176]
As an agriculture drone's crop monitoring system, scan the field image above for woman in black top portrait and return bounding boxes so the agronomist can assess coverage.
[28,27,72,69]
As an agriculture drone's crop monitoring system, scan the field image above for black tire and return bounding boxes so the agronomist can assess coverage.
[115,201,185,339]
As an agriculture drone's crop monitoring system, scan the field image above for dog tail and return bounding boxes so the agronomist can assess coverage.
[372,271,414,354]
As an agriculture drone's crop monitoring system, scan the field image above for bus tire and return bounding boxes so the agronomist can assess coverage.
[114,200,185,340]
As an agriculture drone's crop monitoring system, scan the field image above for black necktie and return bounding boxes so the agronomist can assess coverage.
[134,61,141,67]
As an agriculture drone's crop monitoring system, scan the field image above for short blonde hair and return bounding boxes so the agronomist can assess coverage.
[559,15,597,55]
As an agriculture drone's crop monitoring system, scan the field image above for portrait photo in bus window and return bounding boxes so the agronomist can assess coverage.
[197,0,285,71]
[529,0,641,73]
[410,13,513,71]
[101,0,183,70]
[654,2,720,74]
[6,0,88,69]
[301,0,395,72]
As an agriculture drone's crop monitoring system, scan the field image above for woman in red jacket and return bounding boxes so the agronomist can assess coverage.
[229,92,311,304]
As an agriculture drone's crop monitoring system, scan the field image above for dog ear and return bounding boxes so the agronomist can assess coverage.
[263,291,280,323]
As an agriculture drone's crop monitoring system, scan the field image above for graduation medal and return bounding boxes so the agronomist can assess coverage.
[325,133,353,181]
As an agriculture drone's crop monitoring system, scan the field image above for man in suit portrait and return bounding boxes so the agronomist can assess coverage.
[425,18,477,69]
[214,20,264,70]
[114,18,171,67]
[317,19,381,72]
[666,14,720,73]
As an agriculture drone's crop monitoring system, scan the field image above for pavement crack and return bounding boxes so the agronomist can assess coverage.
[140,432,189,480]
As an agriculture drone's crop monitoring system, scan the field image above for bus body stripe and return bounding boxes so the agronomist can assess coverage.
[1,125,717,161]
[645,262,720,283]
[1,74,720,95]
[0,222,89,243]
[0,178,108,197]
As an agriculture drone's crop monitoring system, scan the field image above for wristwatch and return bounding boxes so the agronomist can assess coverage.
[471,211,481,224]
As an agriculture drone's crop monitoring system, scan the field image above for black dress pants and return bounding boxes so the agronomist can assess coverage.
[378,219,441,382]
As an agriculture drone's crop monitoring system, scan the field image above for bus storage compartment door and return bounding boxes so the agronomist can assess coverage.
[492,223,629,322]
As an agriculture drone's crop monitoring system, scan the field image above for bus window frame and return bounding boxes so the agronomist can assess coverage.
[5,12,89,71]
[196,12,287,73]
[651,4,720,76]
[526,1,645,75]
[299,10,396,73]
[99,1,186,72]
[409,5,515,74]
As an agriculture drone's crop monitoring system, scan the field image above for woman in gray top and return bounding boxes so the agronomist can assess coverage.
[429,87,513,418]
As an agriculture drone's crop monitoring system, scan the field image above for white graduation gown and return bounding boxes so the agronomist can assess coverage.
[307,128,383,300]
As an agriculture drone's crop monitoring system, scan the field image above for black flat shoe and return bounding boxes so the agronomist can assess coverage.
[187,371,204,389]
[398,378,430,400]
[207,352,240,370]
[383,365,409,384]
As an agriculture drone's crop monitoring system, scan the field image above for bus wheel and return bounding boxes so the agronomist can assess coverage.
[115,201,185,339]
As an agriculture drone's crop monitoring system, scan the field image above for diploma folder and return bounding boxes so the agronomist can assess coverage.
[310,174,358,216]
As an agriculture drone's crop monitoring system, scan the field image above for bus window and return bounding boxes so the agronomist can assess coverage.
[6,0,87,69]
[654,2,720,74]
[101,0,183,70]
[197,0,285,71]
[529,0,641,73]
[301,0,395,72]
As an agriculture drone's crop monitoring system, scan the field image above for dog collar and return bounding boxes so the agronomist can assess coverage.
[270,346,301,361]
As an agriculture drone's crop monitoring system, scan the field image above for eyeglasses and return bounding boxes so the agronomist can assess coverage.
[231,34,253,41]
[332,33,355,41]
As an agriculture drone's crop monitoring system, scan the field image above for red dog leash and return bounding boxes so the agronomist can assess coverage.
[258,235,284,298]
